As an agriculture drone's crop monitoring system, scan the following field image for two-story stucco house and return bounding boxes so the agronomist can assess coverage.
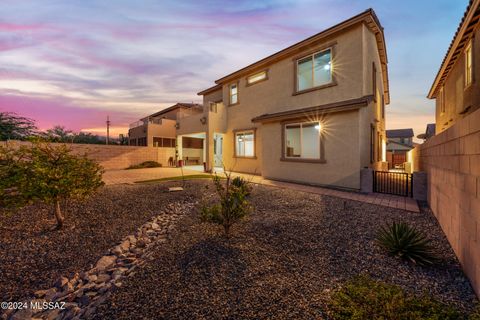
[176,9,390,190]
[428,0,480,132]
[129,103,202,147]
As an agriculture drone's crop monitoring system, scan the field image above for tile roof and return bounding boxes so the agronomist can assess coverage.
[251,95,373,123]
[144,103,202,119]
[428,0,480,98]
[386,129,414,138]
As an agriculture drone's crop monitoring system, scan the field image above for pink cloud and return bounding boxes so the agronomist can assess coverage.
[0,22,45,32]
[0,93,136,136]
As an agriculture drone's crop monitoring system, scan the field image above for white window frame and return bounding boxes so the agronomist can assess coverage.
[296,48,333,92]
[229,83,238,105]
[247,70,267,85]
[234,130,255,158]
[465,40,473,88]
[284,121,322,160]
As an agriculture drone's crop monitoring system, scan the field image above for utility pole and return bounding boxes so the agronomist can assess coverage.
[106,115,110,145]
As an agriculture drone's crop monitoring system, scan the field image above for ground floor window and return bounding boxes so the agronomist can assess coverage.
[137,137,147,146]
[235,130,255,157]
[153,137,176,148]
[284,121,321,159]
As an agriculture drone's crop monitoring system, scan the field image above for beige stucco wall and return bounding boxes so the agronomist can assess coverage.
[218,23,367,177]
[147,119,176,146]
[176,112,207,136]
[436,27,480,133]
[128,125,147,144]
[129,119,176,147]
[411,107,480,296]
[359,24,386,169]
[194,21,388,185]
[222,23,365,121]
[260,109,361,189]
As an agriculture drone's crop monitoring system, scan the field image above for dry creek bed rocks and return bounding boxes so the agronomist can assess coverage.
[3,201,195,320]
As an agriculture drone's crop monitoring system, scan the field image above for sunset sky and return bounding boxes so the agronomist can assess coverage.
[0,0,467,139]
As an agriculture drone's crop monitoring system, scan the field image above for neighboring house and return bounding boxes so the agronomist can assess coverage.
[176,9,390,190]
[417,123,436,141]
[386,128,414,169]
[128,103,202,147]
[386,128,414,151]
[427,0,480,132]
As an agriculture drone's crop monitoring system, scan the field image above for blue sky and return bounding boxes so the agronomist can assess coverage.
[0,0,468,139]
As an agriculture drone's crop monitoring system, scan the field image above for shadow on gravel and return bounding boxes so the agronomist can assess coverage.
[177,237,249,290]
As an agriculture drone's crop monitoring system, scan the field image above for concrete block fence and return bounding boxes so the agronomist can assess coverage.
[1,141,175,170]
[412,107,480,296]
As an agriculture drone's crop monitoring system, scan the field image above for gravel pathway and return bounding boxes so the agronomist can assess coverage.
[94,184,478,319]
[0,180,209,303]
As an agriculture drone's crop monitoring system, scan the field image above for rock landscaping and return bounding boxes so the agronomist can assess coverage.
[0,181,209,317]
[1,181,478,319]
[94,184,478,319]
[4,201,194,320]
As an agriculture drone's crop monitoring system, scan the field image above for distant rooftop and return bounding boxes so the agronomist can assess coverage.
[145,103,202,119]
[386,128,414,138]
[426,123,436,136]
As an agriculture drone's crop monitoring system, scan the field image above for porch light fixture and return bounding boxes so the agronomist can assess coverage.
[315,124,322,131]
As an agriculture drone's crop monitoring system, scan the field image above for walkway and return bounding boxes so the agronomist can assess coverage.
[103,167,203,185]
[103,168,420,213]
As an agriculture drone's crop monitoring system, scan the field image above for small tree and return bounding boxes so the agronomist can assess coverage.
[42,125,74,143]
[0,141,104,229]
[201,171,252,237]
[0,112,37,140]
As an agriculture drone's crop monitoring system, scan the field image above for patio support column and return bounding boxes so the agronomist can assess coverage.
[176,136,183,162]
[205,131,214,172]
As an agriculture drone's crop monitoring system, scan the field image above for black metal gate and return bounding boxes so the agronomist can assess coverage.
[373,171,412,197]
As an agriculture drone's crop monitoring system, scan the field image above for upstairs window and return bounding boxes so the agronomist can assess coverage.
[209,102,218,113]
[465,40,473,87]
[381,94,385,119]
[296,48,332,92]
[229,83,238,105]
[235,131,254,157]
[439,87,445,114]
[373,62,377,102]
[247,70,267,85]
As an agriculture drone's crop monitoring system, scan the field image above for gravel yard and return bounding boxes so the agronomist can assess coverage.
[92,183,478,319]
[0,180,209,302]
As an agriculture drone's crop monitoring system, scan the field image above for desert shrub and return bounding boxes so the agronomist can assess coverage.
[201,172,252,237]
[127,161,162,169]
[376,221,438,265]
[0,140,104,229]
[328,276,462,320]
[231,176,251,195]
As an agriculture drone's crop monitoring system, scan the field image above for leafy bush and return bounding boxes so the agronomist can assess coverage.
[376,221,438,265]
[231,176,251,195]
[0,141,104,229]
[201,172,252,237]
[328,276,462,320]
[127,161,162,169]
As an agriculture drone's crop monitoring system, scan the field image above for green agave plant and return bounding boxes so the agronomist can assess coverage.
[376,221,438,266]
